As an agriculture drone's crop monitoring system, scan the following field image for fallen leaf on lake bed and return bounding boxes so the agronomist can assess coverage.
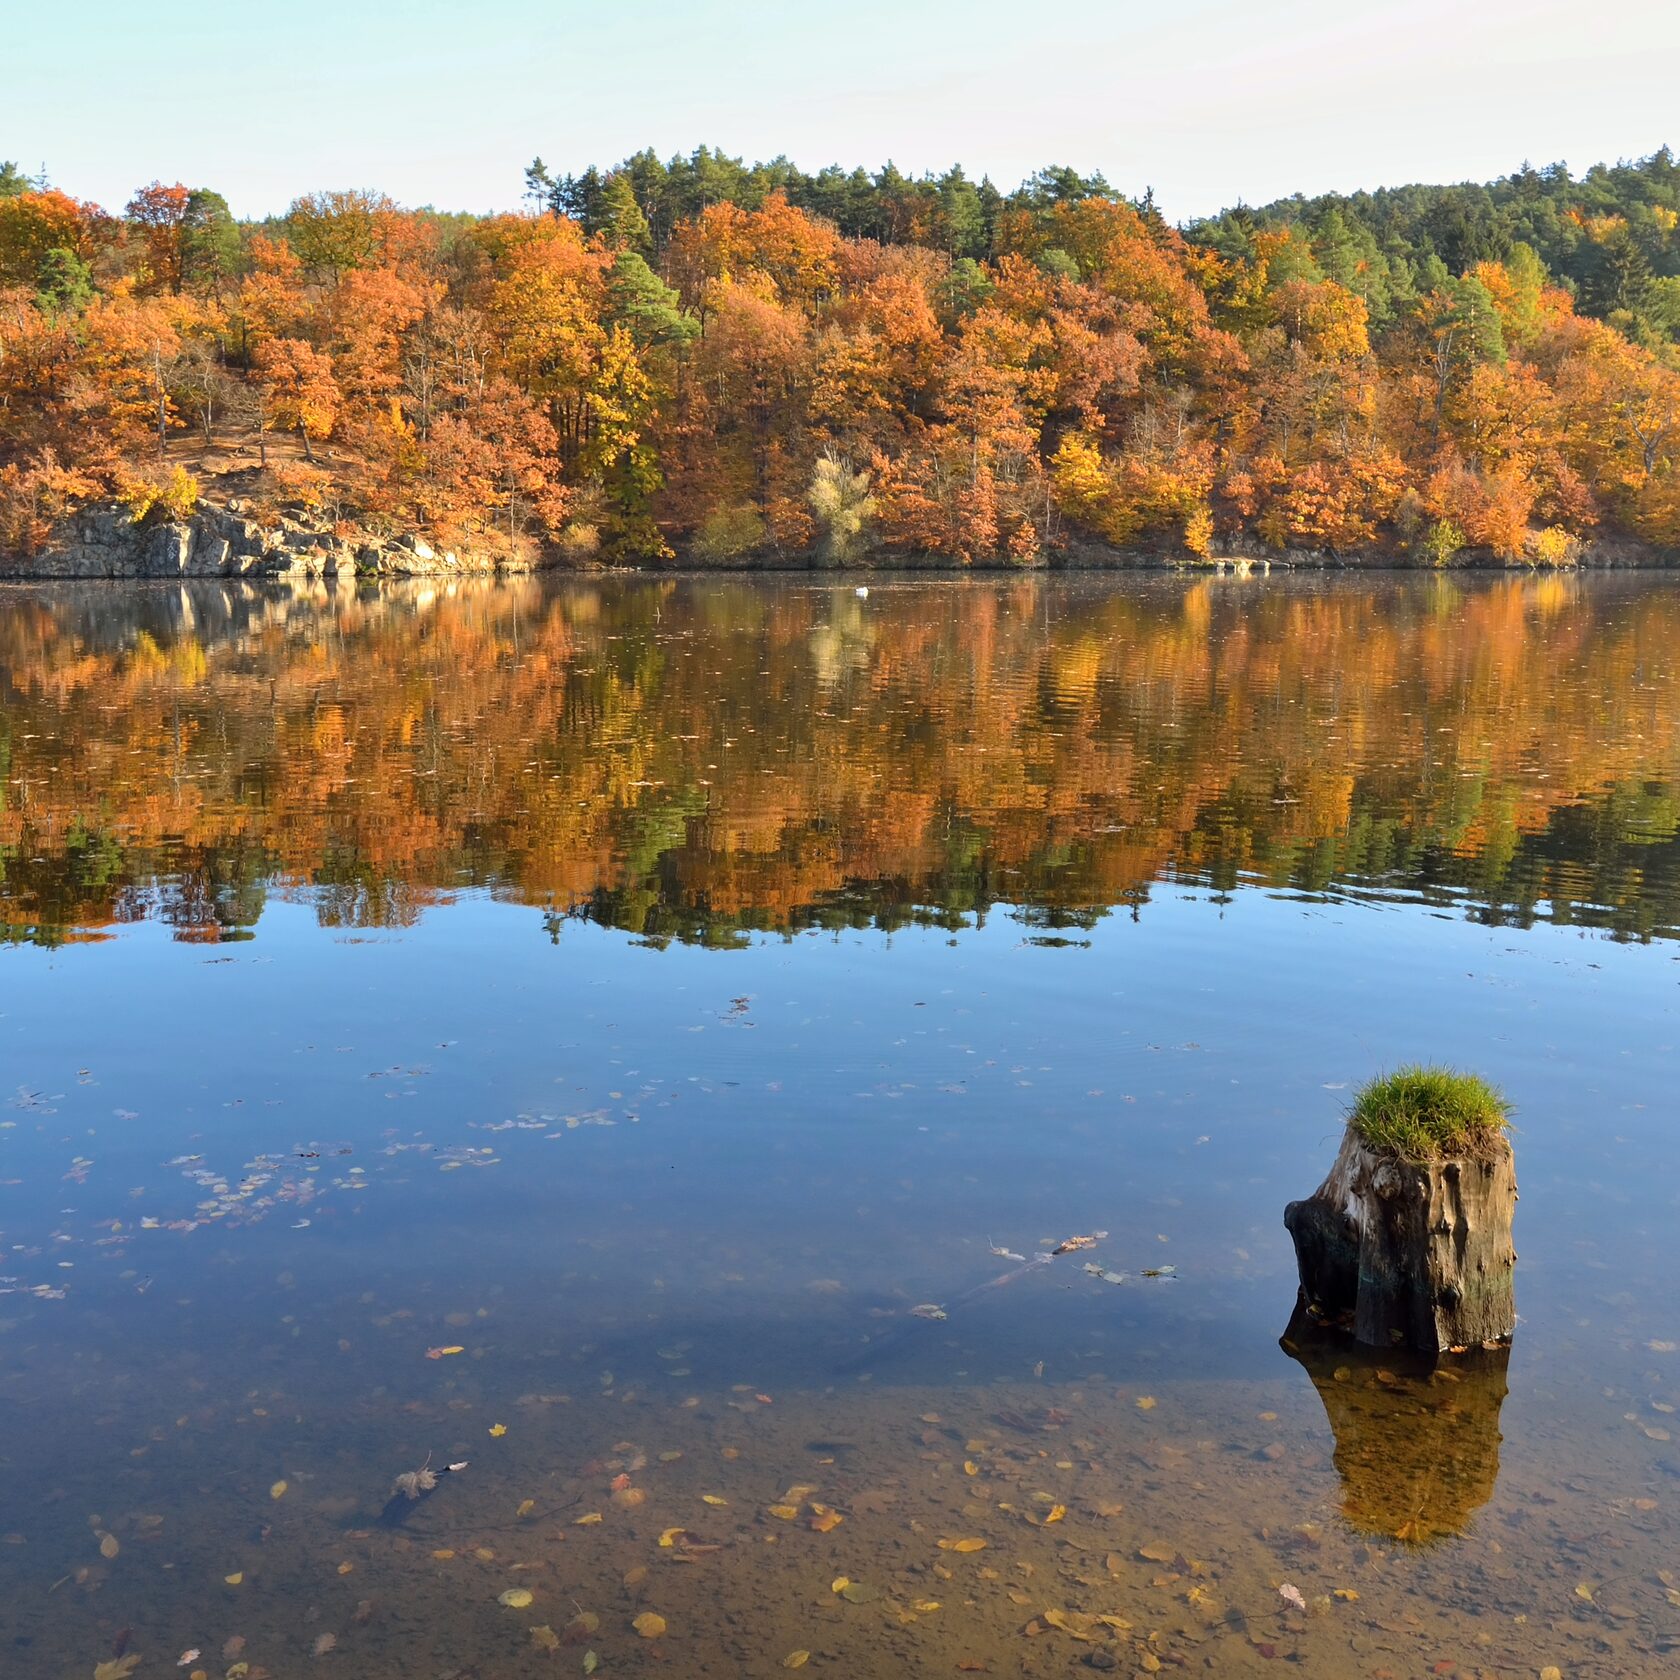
[177,1654,200,1668]
[1042,1608,1108,1641]
[517,1499,535,1518]
[701,1494,728,1506]
[574,1512,603,1526]
[425,1345,464,1359]
[1135,1396,1157,1410]
[582,1653,598,1675]
[97,1531,120,1559]
[783,1653,810,1669]
[632,1612,666,1638]
[840,1581,881,1603]
[658,1527,685,1547]
[312,1633,338,1656]
[93,1660,141,1680]
[938,1537,988,1552]
[224,1571,244,1585]
[1278,1583,1307,1612]
[529,1626,560,1653]
[768,1504,799,1521]
[623,1565,648,1586]
[499,1587,535,1608]
[488,1423,508,1437]
[269,1481,287,1500]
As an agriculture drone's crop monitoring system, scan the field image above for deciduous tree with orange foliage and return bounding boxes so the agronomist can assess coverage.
[2,146,1679,567]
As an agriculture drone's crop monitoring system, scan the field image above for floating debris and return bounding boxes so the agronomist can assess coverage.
[1052,1231,1108,1255]
[389,1454,467,1507]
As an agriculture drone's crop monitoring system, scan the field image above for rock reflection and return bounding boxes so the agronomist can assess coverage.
[1280,1303,1510,1545]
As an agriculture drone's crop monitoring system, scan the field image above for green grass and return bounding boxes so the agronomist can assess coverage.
[1346,1065,1511,1160]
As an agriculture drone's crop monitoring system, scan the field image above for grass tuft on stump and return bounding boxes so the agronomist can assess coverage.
[1346,1065,1510,1160]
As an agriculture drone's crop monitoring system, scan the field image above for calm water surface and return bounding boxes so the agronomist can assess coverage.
[2,572,1678,1679]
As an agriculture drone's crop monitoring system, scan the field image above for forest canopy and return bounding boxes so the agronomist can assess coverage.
[1,147,1677,565]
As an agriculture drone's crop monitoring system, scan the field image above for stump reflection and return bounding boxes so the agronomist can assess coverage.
[1280,1303,1510,1545]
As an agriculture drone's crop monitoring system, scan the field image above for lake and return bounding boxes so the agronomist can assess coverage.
[2,570,1678,1679]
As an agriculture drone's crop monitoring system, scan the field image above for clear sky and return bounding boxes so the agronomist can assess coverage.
[8,0,1676,222]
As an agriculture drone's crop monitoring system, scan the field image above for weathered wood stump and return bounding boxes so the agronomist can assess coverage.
[1280,1302,1509,1544]
[1284,1125,1517,1355]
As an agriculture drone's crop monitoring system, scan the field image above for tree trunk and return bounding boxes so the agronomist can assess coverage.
[1284,1126,1516,1356]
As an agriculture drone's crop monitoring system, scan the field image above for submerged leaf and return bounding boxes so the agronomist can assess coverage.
[529,1626,560,1653]
[499,1587,535,1608]
[937,1537,988,1553]
[632,1612,666,1639]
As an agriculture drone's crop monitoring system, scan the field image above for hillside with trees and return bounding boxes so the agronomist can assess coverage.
[1,147,1677,569]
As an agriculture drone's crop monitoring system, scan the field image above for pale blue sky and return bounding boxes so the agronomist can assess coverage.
[9,0,1676,221]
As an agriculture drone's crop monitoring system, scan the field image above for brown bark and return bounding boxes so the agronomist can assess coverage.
[1284,1126,1517,1355]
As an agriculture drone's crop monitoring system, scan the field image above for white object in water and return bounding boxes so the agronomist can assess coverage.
[855,586,869,598]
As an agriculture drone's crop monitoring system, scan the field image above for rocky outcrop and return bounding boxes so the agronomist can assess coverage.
[7,499,1678,579]
[3,502,523,581]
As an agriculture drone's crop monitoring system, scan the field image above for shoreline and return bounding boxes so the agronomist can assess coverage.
[3,500,1676,581]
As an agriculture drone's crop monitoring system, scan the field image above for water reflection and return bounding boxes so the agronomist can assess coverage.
[4,572,1680,1677]
[2,572,1679,946]
[1280,1305,1510,1546]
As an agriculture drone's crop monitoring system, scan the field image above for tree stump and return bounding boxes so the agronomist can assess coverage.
[1284,1125,1517,1355]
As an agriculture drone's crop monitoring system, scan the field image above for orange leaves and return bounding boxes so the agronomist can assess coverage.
[0,189,97,286]
[253,338,341,457]
[1268,278,1370,363]
[1251,452,1408,554]
[667,191,840,310]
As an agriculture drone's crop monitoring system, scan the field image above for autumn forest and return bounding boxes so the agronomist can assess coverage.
[1,147,1678,567]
